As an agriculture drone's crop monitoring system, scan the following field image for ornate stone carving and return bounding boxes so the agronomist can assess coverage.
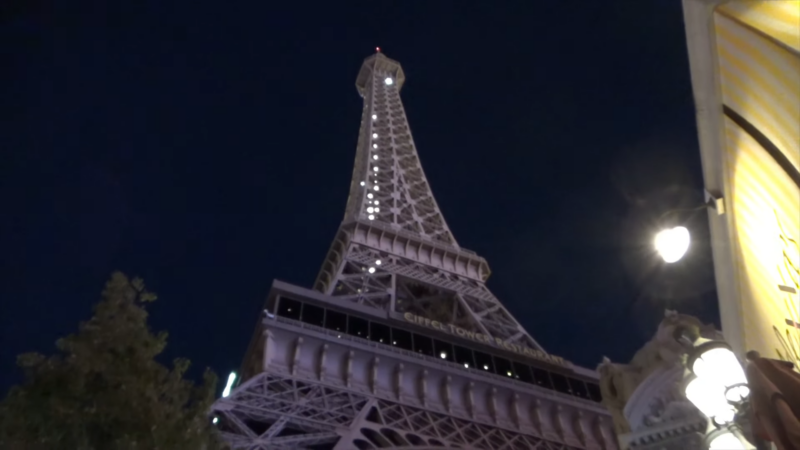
[597,309,721,436]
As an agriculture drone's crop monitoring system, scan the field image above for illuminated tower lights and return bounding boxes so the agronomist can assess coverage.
[210,50,617,450]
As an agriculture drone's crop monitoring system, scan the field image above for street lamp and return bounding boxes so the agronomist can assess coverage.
[654,191,725,263]
[680,336,753,448]
[655,226,691,263]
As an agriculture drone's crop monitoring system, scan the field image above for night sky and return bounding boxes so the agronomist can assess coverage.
[2,0,720,393]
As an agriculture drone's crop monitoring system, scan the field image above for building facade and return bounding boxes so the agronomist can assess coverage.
[682,0,800,363]
[209,52,618,450]
[598,311,720,450]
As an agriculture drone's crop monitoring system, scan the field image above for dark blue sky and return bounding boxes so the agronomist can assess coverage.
[1,0,720,392]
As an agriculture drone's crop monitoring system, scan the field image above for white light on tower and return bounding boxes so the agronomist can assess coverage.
[384,77,393,85]
[372,133,378,138]
[360,181,365,186]
[368,267,376,273]
[222,371,237,398]
[373,144,378,149]
[372,114,377,120]
[375,260,382,265]
[654,226,690,263]
[374,186,379,191]
[440,352,447,359]
[373,155,378,160]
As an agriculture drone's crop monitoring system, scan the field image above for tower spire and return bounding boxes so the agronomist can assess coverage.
[314,53,545,351]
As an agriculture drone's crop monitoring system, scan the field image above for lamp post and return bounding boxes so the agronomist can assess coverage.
[679,333,757,449]
[653,191,725,264]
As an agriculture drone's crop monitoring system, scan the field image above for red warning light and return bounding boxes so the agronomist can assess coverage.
[376,47,381,53]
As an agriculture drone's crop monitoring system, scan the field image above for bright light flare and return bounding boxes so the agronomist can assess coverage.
[384,77,393,85]
[654,226,690,263]
[222,372,237,398]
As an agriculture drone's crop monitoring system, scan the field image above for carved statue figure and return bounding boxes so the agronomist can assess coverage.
[596,309,722,435]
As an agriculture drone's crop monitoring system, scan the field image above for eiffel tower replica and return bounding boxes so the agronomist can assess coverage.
[211,51,618,450]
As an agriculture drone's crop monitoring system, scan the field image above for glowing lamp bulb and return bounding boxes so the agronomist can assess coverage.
[655,226,690,263]
[373,155,378,160]
[440,352,447,359]
[373,144,378,149]
[372,114,377,120]
[373,166,378,172]
[367,193,373,199]
[374,186,379,191]
[385,77,393,85]
[372,133,378,138]
[367,207,374,213]
[368,267,376,273]
[368,214,375,220]
[375,260,382,265]
[360,181,365,186]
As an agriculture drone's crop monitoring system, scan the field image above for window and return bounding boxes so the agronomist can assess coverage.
[550,373,571,395]
[370,322,391,344]
[569,378,590,399]
[434,340,454,362]
[454,345,474,369]
[412,334,434,357]
[348,316,369,339]
[494,357,514,378]
[301,303,324,327]
[587,382,603,402]
[513,361,533,383]
[474,351,494,373]
[276,297,301,320]
[532,368,552,389]
[324,309,347,333]
[391,327,413,351]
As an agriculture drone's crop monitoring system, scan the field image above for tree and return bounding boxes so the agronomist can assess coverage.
[0,272,224,450]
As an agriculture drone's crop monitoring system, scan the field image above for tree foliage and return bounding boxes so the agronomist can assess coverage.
[0,272,223,449]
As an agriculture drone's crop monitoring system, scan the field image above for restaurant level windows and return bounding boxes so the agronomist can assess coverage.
[271,299,606,403]
[324,309,347,333]
[569,378,590,399]
[494,357,514,378]
[512,361,533,383]
[413,333,434,357]
[277,297,302,320]
[587,382,602,403]
[301,303,325,327]
[474,351,494,373]
[391,327,413,351]
[531,367,553,389]
[550,373,571,395]
[348,315,369,339]
[454,345,474,369]
[434,340,454,362]
[369,322,391,344]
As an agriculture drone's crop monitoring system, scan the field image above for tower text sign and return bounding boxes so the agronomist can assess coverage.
[403,312,568,367]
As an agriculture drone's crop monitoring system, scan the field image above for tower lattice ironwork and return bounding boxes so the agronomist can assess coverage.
[211,51,619,450]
